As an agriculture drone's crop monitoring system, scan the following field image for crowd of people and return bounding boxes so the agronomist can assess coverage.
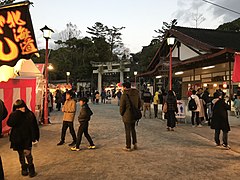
[1,85,240,178]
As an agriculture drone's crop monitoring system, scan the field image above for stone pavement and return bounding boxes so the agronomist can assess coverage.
[1,99,240,180]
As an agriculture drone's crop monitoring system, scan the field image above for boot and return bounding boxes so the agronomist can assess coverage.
[28,164,37,178]
[21,164,28,176]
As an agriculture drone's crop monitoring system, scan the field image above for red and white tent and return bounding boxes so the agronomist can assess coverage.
[0,79,36,134]
[0,60,44,135]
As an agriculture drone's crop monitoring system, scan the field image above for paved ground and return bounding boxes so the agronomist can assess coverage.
[1,100,240,180]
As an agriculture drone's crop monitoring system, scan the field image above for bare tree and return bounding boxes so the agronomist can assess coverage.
[192,9,206,28]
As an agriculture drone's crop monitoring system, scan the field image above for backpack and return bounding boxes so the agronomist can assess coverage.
[126,94,142,125]
[188,97,197,111]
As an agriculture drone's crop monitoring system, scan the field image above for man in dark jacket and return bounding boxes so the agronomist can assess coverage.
[120,82,141,151]
[211,92,231,149]
[0,99,8,138]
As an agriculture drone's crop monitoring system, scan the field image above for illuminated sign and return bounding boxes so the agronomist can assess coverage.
[0,2,38,67]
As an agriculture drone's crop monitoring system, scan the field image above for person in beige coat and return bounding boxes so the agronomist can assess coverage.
[57,91,77,146]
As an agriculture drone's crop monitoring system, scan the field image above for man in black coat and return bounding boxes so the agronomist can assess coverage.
[211,92,231,149]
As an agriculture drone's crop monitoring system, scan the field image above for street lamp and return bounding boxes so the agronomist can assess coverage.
[167,37,175,90]
[40,25,54,125]
[134,71,138,88]
[66,71,70,85]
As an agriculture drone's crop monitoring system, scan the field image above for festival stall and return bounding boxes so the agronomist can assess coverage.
[0,1,39,135]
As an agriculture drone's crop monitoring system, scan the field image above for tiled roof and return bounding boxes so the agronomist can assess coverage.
[172,26,240,51]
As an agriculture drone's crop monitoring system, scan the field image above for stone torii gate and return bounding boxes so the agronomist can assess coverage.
[91,61,131,94]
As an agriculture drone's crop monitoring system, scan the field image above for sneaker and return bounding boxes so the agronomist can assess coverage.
[122,147,131,152]
[215,143,221,147]
[57,141,64,146]
[192,125,196,128]
[68,141,76,146]
[170,128,174,131]
[133,144,138,150]
[197,124,202,128]
[167,127,170,131]
[222,144,231,150]
[88,145,96,149]
[71,147,80,151]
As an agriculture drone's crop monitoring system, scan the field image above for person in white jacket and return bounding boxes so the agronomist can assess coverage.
[190,90,202,127]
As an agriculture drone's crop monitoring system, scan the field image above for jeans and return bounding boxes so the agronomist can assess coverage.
[215,129,228,145]
[76,122,94,148]
[124,122,137,149]
[154,104,158,118]
[191,111,200,125]
[61,121,77,142]
[56,103,61,111]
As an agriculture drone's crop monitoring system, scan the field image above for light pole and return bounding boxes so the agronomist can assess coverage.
[66,71,70,85]
[167,37,175,90]
[134,71,138,88]
[40,25,54,125]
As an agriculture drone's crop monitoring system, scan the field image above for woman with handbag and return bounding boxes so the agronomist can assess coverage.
[166,90,178,131]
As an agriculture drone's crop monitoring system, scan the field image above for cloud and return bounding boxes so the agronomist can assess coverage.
[173,0,240,28]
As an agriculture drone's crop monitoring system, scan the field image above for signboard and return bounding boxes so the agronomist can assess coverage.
[0,1,38,67]
[176,100,186,122]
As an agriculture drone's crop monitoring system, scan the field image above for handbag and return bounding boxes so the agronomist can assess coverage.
[163,102,168,113]
[126,94,142,121]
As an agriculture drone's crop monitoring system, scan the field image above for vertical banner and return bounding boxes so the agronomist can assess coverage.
[232,53,240,83]
[0,1,38,67]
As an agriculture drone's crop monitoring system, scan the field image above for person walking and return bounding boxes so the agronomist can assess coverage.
[233,95,240,118]
[211,92,231,149]
[71,97,95,151]
[197,88,206,123]
[116,89,122,106]
[101,90,107,104]
[0,99,8,138]
[120,82,141,151]
[190,90,201,127]
[57,91,77,146]
[142,88,152,118]
[95,91,100,104]
[7,99,39,177]
[166,90,178,131]
[55,90,63,111]
[153,91,159,118]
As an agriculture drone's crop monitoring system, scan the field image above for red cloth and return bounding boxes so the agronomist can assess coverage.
[0,79,36,135]
[233,53,240,83]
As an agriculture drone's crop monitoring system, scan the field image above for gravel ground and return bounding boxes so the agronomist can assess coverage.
[1,100,240,180]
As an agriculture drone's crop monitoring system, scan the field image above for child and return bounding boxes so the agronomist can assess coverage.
[71,97,95,151]
[7,99,39,177]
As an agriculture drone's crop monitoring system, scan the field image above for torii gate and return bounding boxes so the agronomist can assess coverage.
[91,61,131,94]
